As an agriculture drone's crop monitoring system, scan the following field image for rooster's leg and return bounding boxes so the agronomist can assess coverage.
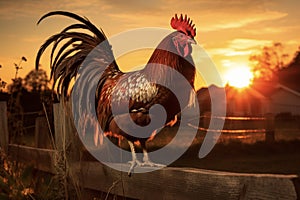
[127,140,141,176]
[140,142,165,168]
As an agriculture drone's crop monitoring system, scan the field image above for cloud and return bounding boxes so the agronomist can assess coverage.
[286,40,300,46]
[207,38,273,58]
[0,0,298,84]
[0,0,289,32]
[22,36,45,43]
[119,1,287,33]
[0,1,48,20]
[198,10,287,32]
[224,50,253,57]
[228,38,273,50]
[207,47,253,57]
[0,0,101,20]
[207,48,233,56]
[244,24,300,35]
[98,0,165,14]
[245,27,286,35]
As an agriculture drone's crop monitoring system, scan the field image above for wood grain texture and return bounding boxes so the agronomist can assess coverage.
[0,102,9,153]
[7,144,298,200]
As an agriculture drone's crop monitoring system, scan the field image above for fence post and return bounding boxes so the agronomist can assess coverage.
[35,116,52,149]
[53,101,81,199]
[53,102,77,152]
[0,101,9,153]
[265,113,275,143]
[53,103,64,150]
[202,112,211,129]
[53,102,70,199]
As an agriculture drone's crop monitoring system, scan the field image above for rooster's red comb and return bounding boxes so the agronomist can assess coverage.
[171,14,196,37]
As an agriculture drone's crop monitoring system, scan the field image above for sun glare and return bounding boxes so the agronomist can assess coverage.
[225,66,253,88]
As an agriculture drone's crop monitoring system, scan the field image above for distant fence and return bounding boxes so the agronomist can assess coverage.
[188,112,276,144]
[0,102,299,199]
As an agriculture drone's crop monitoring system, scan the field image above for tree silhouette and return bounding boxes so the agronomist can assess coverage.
[0,78,6,92]
[0,65,7,92]
[7,78,25,94]
[290,46,300,65]
[7,77,25,142]
[23,69,49,92]
[249,42,290,81]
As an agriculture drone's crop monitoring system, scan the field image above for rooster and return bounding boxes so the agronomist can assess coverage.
[36,11,197,175]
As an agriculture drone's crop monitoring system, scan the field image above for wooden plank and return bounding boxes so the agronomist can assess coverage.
[53,102,81,165]
[0,101,9,153]
[35,116,53,149]
[8,144,56,173]
[6,144,298,199]
[53,103,64,151]
[265,113,275,143]
[53,102,78,152]
[74,162,298,200]
[53,102,81,200]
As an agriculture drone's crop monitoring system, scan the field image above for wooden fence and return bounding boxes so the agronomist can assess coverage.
[194,112,276,144]
[0,101,299,199]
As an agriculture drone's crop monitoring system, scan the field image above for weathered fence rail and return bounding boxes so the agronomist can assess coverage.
[7,144,299,200]
[1,101,299,199]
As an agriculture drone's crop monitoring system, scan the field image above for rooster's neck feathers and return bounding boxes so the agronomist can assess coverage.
[143,33,195,87]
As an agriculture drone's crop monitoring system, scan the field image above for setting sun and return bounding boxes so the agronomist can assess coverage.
[225,66,254,88]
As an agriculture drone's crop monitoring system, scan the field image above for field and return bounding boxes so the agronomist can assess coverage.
[173,140,300,174]
[116,119,300,174]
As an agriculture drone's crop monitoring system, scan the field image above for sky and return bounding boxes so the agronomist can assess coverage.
[0,0,299,89]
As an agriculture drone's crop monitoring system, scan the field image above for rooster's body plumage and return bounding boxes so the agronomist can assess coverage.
[36,11,197,175]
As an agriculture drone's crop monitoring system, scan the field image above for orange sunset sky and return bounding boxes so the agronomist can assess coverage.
[0,0,300,89]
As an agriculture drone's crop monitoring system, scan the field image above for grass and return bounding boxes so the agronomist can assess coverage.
[0,148,58,200]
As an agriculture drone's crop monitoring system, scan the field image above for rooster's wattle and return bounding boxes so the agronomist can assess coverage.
[36,11,197,175]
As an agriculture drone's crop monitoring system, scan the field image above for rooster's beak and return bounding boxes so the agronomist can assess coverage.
[188,38,197,45]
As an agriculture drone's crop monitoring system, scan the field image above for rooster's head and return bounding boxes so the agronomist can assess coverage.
[170,14,196,57]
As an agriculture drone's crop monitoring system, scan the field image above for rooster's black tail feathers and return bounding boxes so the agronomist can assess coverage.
[36,11,118,98]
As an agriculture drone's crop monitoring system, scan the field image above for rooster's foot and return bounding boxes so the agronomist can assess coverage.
[127,159,142,176]
[141,149,166,168]
[141,160,166,168]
